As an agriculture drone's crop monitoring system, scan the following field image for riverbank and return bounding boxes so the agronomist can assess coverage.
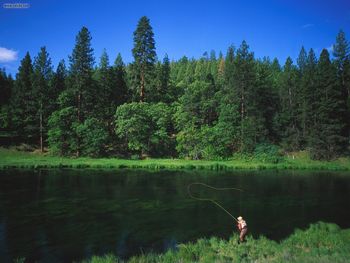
[75,222,349,263]
[1,148,350,170]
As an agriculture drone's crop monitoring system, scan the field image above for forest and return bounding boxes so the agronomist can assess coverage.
[1,16,350,161]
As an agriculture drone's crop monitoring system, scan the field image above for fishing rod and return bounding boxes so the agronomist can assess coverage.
[187,182,243,222]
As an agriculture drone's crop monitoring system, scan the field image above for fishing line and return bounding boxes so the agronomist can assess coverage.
[187,182,243,222]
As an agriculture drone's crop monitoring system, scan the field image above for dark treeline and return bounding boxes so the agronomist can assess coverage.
[1,16,350,160]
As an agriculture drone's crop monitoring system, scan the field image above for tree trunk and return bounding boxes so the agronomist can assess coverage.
[140,66,145,102]
[77,92,81,157]
[40,107,43,153]
[240,87,245,150]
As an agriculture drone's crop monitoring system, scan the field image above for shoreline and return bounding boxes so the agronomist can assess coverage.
[1,148,350,171]
[79,222,350,262]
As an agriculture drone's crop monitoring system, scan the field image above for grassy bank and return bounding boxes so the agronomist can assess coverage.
[75,222,350,263]
[1,148,350,170]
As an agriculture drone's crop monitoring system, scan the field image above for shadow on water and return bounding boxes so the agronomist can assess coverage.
[0,168,350,262]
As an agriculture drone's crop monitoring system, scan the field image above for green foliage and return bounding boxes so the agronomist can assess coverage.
[78,254,120,263]
[276,57,300,151]
[75,222,350,263]
[253,143,283,163]
[131,16,157,102]
[10,52,36,141]
[69,26,96,121]
[115,102,174,157]
[48,106,77,156]
[309,49,347,160]
[74,118,109,157]
[2,22,350,161]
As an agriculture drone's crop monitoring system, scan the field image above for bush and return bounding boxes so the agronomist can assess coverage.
[74,117,109,157]
[253,143,283,163]
[115,102,174,157]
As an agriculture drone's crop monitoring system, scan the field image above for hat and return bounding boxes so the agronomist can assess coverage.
[237,216,243,221]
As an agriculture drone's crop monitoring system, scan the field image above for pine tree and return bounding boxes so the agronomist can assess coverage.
[69,26,95,122]
[224,45,235,91]
[255,59,279,143]
[11,52,36,142]
[309,49,347,159]
[32,46,53,151]
[95,49,111,119]
[112,53,129,106]
[0,69,14,131]
[69,26,95,156]
[298,48,317,147]
[333,30,350,141]
[51,60,67,112]
[297,46,307,73]
[233,41,258,152]
[131,16,157,102]
[278,57,300,150]
[0,69,12,106]
[154,54,171,103]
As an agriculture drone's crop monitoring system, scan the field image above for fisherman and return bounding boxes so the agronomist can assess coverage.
[237,216,248,243]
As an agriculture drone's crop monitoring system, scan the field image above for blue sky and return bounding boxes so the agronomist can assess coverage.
[0,0,349,76]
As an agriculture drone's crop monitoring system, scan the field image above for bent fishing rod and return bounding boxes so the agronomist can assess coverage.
[187,182,243,223]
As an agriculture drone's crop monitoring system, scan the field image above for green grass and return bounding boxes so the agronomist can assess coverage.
[75,222,350,263]
[1,147,350,171]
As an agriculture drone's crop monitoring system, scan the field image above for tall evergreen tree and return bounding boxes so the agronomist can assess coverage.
[333,30,350,140]
[298,48,317,147]
[0,69,14,131]
[309,49,347,159]
[160,54,171,102]
[95,49,111,119]
[224,45,235,91]
[131,16,157,102]
[278,57,300,150]
[69,26,95,156]
[112,53,129,106]
[32,46,53,151]
[255,59,279,143]
[297,46,307,73]
[233,41,259,152]
[11,52,36,142]
[69,26,95,122]
[51,60,67,112]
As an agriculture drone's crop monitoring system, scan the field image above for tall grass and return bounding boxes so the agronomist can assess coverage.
[1,147,350,171]
[76,222,350,263]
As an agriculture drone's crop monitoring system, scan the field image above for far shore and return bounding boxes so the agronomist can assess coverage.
[1,148,350,171]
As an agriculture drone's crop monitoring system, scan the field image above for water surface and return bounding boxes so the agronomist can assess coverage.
[0,169,349,262]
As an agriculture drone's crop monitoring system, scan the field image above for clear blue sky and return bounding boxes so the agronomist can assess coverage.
[1,0,349,76]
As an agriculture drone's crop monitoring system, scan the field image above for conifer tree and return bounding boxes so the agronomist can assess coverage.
[298,49,317,147]
[95,49,111,119]
[333,30,350,140]
[69,26,95,122]
[69,26,95,155]
[278,57,300,150]
[309,49,347,159]
[32,46,53,151]
[51,60,67,112]
[233,41,258,152]
[131,16,157,102]
[11,52,36,142]
[112,53,129,106]
[0,69,14,131]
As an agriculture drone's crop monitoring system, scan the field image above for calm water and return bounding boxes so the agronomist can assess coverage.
[0,169,350,262]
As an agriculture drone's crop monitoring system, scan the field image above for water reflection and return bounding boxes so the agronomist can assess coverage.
[0,169,349,262]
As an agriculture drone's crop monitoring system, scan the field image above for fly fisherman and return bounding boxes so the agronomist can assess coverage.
[237,216,248,243]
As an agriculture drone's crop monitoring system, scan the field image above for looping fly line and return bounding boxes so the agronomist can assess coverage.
[187,182,243,222]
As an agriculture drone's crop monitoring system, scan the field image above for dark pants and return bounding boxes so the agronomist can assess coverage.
[240,227,248,242]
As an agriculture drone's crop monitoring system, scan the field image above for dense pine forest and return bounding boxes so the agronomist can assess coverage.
[1,16,349,160]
